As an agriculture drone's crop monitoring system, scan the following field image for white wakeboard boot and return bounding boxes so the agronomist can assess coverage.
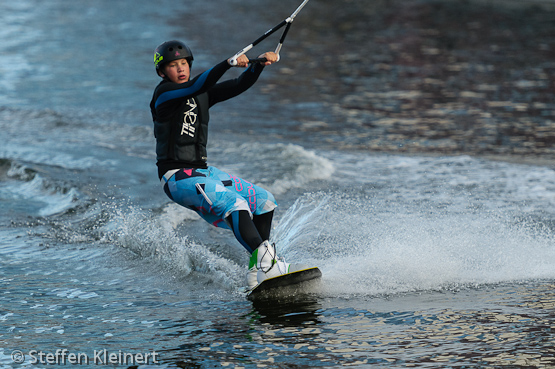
[247,240,308,290]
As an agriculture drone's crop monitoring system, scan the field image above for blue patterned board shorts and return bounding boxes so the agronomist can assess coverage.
[161,166,277,229]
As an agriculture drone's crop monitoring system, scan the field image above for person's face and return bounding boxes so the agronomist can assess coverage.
[160,58,190,83]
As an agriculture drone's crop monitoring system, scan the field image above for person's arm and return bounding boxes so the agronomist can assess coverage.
[208,64,264,106]
[153,59,232,109]
[208,52,279,106]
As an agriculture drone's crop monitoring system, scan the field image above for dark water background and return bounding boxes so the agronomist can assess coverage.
[2,0,555,368]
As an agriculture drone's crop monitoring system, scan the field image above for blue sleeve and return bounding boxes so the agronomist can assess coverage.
[153,60,231,109]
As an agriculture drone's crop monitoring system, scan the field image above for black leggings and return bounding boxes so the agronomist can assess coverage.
[227,210,274,253]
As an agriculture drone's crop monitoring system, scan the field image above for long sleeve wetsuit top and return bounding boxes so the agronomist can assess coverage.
[150,60,265,179]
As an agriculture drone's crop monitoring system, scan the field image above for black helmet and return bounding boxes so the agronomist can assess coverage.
[154,40,194,73]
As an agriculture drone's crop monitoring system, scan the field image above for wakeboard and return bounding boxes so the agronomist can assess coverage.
[247,267,322,300]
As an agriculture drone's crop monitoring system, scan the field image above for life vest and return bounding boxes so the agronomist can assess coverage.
[154,92,210,166]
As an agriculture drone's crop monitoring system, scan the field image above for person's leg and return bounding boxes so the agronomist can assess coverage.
[252,211,274,241]
[226,209,272,289]
[164,168,252,233]
[206,168,294,288]
[166,167,298,289]
[226,210,263,253]
[209,167,277,218]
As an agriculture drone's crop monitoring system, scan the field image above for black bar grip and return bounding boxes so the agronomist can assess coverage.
[249,57,268,64]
